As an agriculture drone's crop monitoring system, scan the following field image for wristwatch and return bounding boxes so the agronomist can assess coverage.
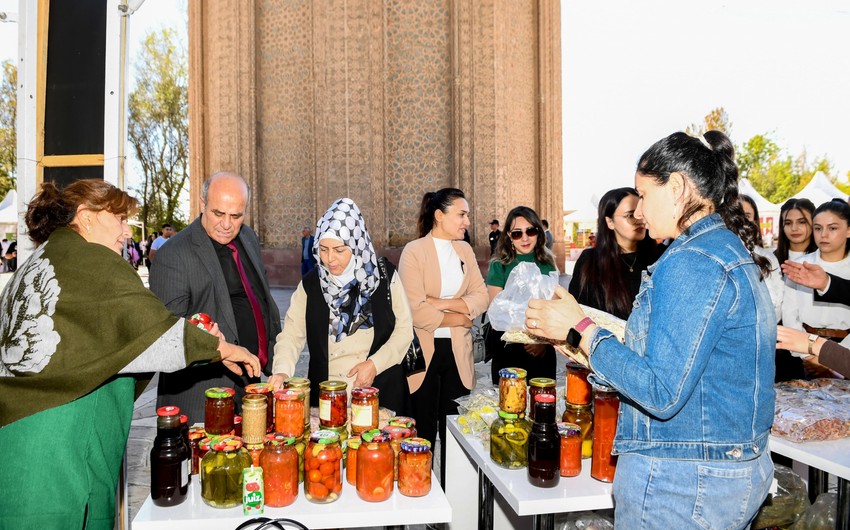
[807,333,819,355]
[566,317,596,348]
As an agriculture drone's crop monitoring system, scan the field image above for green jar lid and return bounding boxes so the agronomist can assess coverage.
[529,377,556,388]
[345,436,362,450]
[318,380,347,392]
[205,387,234,399]
[498,410,518,419]
[498,367,527,379]
[310,430,340,445]
[209,435,243,452]
[388,416,416,429]
[264,433,296,446]
[360,429,385,443]
[245,382,273,394]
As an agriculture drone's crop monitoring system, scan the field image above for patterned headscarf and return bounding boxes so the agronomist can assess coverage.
[314,198,380,342]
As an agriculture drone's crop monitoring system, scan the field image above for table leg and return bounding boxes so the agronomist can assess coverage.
[478,468,494,530]
[837,478,849,530]
[532,513,554,530]
[807,467,828,504]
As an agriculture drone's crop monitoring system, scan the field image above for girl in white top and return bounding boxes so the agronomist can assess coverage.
[740,196,783,322]
[775,198,817,269]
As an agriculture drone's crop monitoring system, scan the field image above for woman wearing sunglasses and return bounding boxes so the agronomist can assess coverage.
[486,206,559,383]
[569,187,661,321]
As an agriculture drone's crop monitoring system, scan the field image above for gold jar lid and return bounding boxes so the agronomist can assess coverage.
[285,377,310,389]
[529,377,556,388]
[319,380,347,392]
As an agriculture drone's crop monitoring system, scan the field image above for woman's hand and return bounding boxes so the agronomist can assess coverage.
[781,261,829,291]
[525,286,585,341]
[208,322,226,342]
[217,342,261,378]
[776,325,819,358]
[523,343,547,357]
[268,373,289,391]
[426,296,449,311]
[348,359,377,388]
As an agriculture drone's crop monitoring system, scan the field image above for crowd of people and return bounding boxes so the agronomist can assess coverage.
[1,129,849,528]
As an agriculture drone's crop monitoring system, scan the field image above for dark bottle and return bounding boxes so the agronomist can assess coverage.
[151,406,190,506]
[527,394,560,488]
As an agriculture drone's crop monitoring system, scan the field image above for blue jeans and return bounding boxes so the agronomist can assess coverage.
[613,450,773,530]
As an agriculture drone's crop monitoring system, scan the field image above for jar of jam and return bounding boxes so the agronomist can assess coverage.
[489,410,531,469]
[528,378,556,421]
[241,394,268,444]
[204,387,235,435]
[197,437,211,463]
[304,430,343,503]
[350,387,380,435]
[200,436,252,508]
[245,382,275,433]
[590,384,619,483]
[284,377,311,433]
[562,402,593,458]
[557,422,582,477]
[565,362,592,405]
[150,406,189,507]
[318,380,348,428]
[345,436,361,486]
[274,389,306,438]
[387,416,417,438]
[246,442,264,467]
[233,416,242,438]
[498,367,528,414]
[188,426,206,475]
[356,429,395,502]
[398,438,432,497]
[260,433,299,507]
[381,425,412,480]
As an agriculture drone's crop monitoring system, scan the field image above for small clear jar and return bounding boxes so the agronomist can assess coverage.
[204,387,235,435]
[200,436,252,508]
[345,436,362,486]
[318,380,348,429]
[557,422,582,477]
[356,430,395,502]
[245,382,275,433]
[284,377,311,434]
[381,425,412,480]
[528,377,556,420]
[561,402,593,458]
[565,362,592,405]
[398,438,432,497]
[241,394,268,444]
[498,368,528,414]
[350,387,380,435]
[387,416,418,438]
[260,433,299,507]
[489,410,531,469]
[304,430,343,504]
[274,389,306,438]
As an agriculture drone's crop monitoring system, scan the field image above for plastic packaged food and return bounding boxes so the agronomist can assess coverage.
[557,422,582,477]
[274,389,306,438]
[398,438,432,497]
[590,385,619,482]
[356,429,394,502]
[562,402,593,458]
[241,394,268,444]
[350,387,380,435]
[345,436,361,486]
[304,430,343,503]
[489,410,531,469]
[204,387,235,435]
[150,406,190,506]
[528,394,559,488]
[528,378,556,420]
[260,433,299,507]
[565,362,592,405]
[318,380,348,428]
[381,425,413,480]
[498,367,528,414]
[772,379,850,441]
[245,382,275,433]
[283,377,311,433]
[200,436,252,508]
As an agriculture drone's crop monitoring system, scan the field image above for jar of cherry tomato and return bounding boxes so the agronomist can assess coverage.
[246,443,264,467]
[398,438,432,497]
[284,377,311,433]
[356,429,394,502]
[318,380,348,429]
[561,402,593,458]
[245,382,275,433]
[260,433,299,507]
[528,378,556,421]
[304,430,343,503]
[557,422,582,477]
[590,384,619,483]
[498,368,528,414]
[204,387,235,435]
[274,389,306,438]
[200,436,252,508]
[387,416,417,438]
[565,362,592,405]
[345,436,361,486]
[381,425,412,480]
[188,426,206,475]
[241,394,268,444]
[350,387,379,435]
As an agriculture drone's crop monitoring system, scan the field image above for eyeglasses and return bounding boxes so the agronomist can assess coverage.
[509,227,540,240]
[616,213,643,226]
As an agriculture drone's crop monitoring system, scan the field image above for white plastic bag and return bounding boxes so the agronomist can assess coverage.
[488,262,559,332]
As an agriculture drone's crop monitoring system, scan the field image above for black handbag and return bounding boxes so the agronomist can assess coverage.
[378,258,426,376]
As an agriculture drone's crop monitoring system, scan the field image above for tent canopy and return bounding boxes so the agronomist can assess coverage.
[739,179,776,212]
[792,171,847,207]
[0,190,17,225]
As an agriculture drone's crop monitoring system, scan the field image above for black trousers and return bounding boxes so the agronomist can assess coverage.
[487,326,556,384]
[410,338,470,484]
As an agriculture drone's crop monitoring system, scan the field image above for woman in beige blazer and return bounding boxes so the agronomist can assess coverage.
[398,187,489,483]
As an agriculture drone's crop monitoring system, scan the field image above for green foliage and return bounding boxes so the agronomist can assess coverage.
[128,29,189,234]
[0,60,16,198]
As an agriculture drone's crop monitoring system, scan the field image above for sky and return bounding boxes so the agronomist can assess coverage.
[2,1,849,214]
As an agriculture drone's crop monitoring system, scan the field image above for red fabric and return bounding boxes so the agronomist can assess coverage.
[227,242,268,367]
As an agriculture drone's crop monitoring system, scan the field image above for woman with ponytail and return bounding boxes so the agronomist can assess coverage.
[526,131,775,529]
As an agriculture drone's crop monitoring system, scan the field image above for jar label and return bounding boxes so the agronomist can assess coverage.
[351,404,372,427]
[318,398,331,422]
[183,456,191,486]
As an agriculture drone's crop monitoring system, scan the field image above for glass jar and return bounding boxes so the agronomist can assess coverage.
[179,414,190,452]
[591,385,620,483]
[489,410,531,469]
[241,394,268,444]
[245,382,275,433]
[274,389,306,438]
[381,425,412,480]
[528,394,560,488]
[345,436,361,486]
[498,367,528,414]
[387,416,418,438]
[561,402,593,458]
[150,406,189,507]
[356,430,395,502]
[558,422,582,477]
[204,387,235,435]
[233,415,242,438]
[260,433,299,507]
[398,438,432,497]
[200,436,252,508]
[350,387,380,435]
[304,430,343,503]
[293,434,307,484]
[528,378,556,421]
[197,437,211,463]
[284,377,311,434]
[188,426,206,475]
[318,380,348,428]
[246,443,264,467]
[565,362,592,405]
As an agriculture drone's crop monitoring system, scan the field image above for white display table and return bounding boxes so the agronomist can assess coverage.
[445,416,613,530]
[132,471,450,530]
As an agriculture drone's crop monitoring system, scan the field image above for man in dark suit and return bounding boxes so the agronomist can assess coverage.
[149,172,282,422]
[301,226,316,276]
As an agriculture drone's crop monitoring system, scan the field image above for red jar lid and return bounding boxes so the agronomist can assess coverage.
[351,387,379,399]
[381,426,412,439]
[156,406,180,417]
[534,394,556,403]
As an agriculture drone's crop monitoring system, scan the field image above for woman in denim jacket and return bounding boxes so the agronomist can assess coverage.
[527,131,776,529]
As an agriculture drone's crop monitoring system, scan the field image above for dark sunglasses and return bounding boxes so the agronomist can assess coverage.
[509,227,540,240]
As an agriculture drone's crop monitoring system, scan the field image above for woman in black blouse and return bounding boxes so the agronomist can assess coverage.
[569,187,661,320]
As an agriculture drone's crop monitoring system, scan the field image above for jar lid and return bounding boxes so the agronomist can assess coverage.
[533,394,556,403]
[345,436,362,450]
[234,416,242,425]
[189,427,206,440]
[557,422,581,436]
[210,435,243,452]
[498,410,518,419]
[180,414,188,424]
[243,393,267,404]
[351,387,379,399]
[265,433,296,446]
[566,360,590,370]
[156,406,180,417]
[529,377,556,388]
[310,430,341,444]
[388,416,416,429]
[381,426,412,439]
[318,380,348,392]
[246,443,264,450]
[401,438,432,453]
[361,429,387,443]
[199,437,212,451]
[284,377,310,389]
[592,382,618,393]
[245,382,273,394]
[274,389,305,401]
[498,367,527,379]
[205,387,235,399]
[564,402,591,411]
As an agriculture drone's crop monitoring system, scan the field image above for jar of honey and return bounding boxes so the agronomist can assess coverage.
[245,382,275,433]
[350,387,380,435]
[528,378,556,420]
[356,430,394,502]
[260,433,299,507]
[498,368,528,414]
[561,402,593,458]
[318,380,348,429]
[204,387,235,435]
[304,430,343,503]
[398,438,432,497]
[274,389,306,438]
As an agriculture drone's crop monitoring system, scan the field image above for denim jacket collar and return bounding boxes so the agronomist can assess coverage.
[647,213,724,276]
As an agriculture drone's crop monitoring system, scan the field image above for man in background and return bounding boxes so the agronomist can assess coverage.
[488,219,501,256]
[301,226,316,276]
[148,224,175,262]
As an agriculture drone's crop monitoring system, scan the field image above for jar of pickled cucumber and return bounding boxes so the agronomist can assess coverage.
[284,377,311,433]
[528,378,556,421]
[489,410,531,469]
[498,368,528,414]
[561,402,593,459]
[318,380,348,429]
[200,436,252,508]
[304,430,343,504]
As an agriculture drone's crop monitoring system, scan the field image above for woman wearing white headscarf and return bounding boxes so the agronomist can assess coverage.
[269,198,413,415]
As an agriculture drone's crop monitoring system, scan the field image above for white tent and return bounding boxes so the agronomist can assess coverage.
[739,179,780,245]
[792,171,848,207]
[0,190,18,237]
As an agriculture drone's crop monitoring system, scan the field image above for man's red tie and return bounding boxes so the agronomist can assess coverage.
[226,242,268,368]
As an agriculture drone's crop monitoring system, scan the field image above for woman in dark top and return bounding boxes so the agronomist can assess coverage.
[569,187,660,320]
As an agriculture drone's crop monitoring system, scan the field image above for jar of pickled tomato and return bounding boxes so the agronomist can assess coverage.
[398,438,432,497]
[304,430,343,503]
[200,436,252,508]
[274,389,306,438]
[350,387,380,435]
[283,377,311,433]
[204,387,235,435]
[381,425,412,480]
[318,380,348,428]
[245,382,275,433]
[528,378,556,421]
[260,433,299,507]
[498,367,528,414]
[356,429,394,502]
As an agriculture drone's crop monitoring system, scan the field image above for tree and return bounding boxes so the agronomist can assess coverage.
[685,107,732,137]
[128,29,189,233]
[0,60,16,198]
